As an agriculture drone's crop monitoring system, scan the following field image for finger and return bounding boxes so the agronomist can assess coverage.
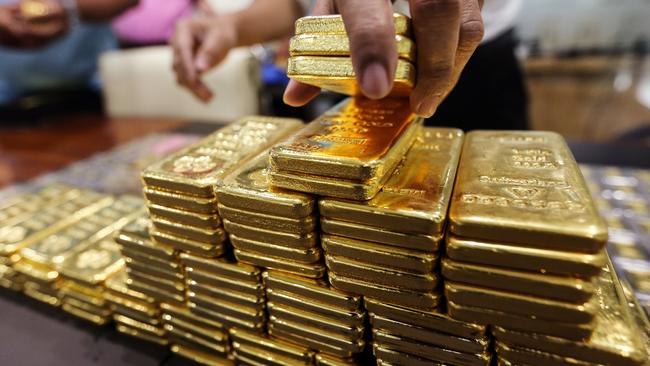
[448,1,483,89]
[335,0,396,99]
[171,19,198,85]
[194,27,231,73]
[283,80,321,106]
[409,0,461,117]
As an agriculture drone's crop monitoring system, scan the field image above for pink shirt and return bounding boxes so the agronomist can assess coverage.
[112,0,193,44]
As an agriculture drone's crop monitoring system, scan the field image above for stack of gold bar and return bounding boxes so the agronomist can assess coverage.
[444,131,610,348]
[269,98,421,200]
[6,191,116,305]
[0,185,81,290]
[229,327,314,366]
[262,270,366,361]
[105,269,167,346]
[58,231,133,326]
[318,128,463,313]
[288,14,415,97]
[115,213,186,306]
[217,151,324,279]
[161,302,231,362]
[142,116,303,259]
[365,298,492,365]
[181,252,266,333]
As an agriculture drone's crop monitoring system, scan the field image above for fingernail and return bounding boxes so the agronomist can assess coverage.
[416,97,440,118]
[360,62,391,99]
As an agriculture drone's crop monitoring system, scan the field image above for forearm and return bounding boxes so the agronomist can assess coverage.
[74,0,138,21]
[230,0,304,47]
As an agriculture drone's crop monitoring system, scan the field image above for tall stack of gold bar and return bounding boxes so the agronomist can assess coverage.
[269,98,421,201]
[218,151,324,279]
[142,116,303,259]
[443,130,636,364]
[262,270,366,362]
[15,195,141,311]
[288,13,415,97]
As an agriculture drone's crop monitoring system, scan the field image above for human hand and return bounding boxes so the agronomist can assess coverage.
[171,15,238,102]
[0,0,67,48]
[284,0,484,117]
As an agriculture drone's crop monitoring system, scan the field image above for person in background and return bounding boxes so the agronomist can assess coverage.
[172,0,527,130]
[0,0,138,106]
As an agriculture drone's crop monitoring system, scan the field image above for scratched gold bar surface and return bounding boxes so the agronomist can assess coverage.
[217,204,316,234]
[270,97,420,181]
[290,33,415,62]
[142,116,303,197]
[319,128,463,235]
[217,151,315,218]
[288,56,414,97]
[449,131,608,252]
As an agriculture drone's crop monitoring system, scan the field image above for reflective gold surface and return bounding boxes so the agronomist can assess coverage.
[59,238,126,286]
[325,254,438,292]
[234,248,326,279]
[62,296,110,317]
[189,292,265,321]
[270,98,419,181]
[170,344,233,366]
[315,354,359,366]
[147,204,221,229]
[128,279,185,305]
[166,324,229,355]
[231,342,306,366]
[364,297,487,340]
[128,270,185,294]
[122,248,180,271]
[449,131,608,252]
[290,34,415,62]
[142,116,303,197]
[441,257,595,303]
[445,235,606,278]
[268,301,364,339]
[143,187,218,214]
[116,324,168,346]
[162,316,227,345]
[151,216,226,244]
[189,302,264,332]
[217,151,315,217]
[188,280,264,309]
[329,272,440,311]
[124,257,184,282]
[186,267,264,297]
[269,169,385,200]
[13,260,58,282]
[319,128,463,235]
[294,13,412,36]
[150,229,226,258]
[445,281,597,324]
[373,344,448,366]
[223,219,317,249]
[495,341,593,366]
[321,235,437,274]
[218,204,316,234]
[321,218,440,252]
[62,303,110,325]
[180,252,261,283]
[373,330,492,366]
[231,234,322,263]
[229,328,314,364]
[104,270,155,304]
[161,302,224,330]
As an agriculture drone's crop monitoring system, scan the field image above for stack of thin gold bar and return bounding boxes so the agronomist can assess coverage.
[262,270,366,362]
[142,116,303,258]
[319,128,462,312]
[105,269,167,346]
[115,213,186,306]
[217,150,324,278]
[181,253,266,334]
[288,13,415,97]
[229,327,314,366]
[269,97,421,200]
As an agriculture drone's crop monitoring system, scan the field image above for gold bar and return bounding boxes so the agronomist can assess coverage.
[223,219,317,249]
[143,187,217,213]
[161,302,224,330]
[269,169,385,201]
[217,151,315,218]
[229,328,314,364]
[127,270,185,294]
[442,257,594,303]
[128,279,185,305]
[166,325,229,355]
[150,229,226,258]
[495,341,593,366]
[62,303,110,325]
[445,281,596,324]
[322,235,437,274]
[104,270,155,304]
[262,270,361,311]
[180,252,261,283]
[24,283,60,306]
[231,343,305,366]
[147,204,221,229]
[373,344,447,366]
[268,301,364,339]
[234,248,326,279]
[290,34,415,62]
[329,272,440,311]
[150,216,226,244]
[121,249,179,270]
[321,218,440,252]
[449,131,608,252]
[62,297,111,316]
[370,314,489,354]
[231,234,322,264]
[169,344,233,366]
[373,330,492,366]
[188,293,265,322]
[115,324,168,346]
[0,185,79,225]
[60,283,105,307]
[124,257,184,282]
[265,288,365,327]
[218,204,315,235]
[188,302,265,332]
[114,314,165,337]
[13,260,58,283]
[315,354,360,366]
[319,128,463,235]
[269,316,365,357]
[59,238,126,287]
[445,235,606,278]
[270,98,419,181]
[163,316,227,345]
[106,294,158,319]
[142,116,303,197]
[187,280,265,310]
[115,222,176,261]
[325,255,438,292]
[295,13,411,36]
[186,267,264,297]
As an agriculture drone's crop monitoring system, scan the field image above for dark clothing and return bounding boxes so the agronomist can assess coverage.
[426,28,529,130]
